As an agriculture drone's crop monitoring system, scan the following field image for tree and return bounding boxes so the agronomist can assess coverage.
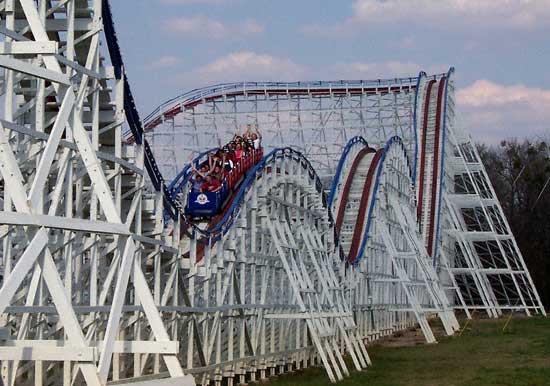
[479,139,550,309]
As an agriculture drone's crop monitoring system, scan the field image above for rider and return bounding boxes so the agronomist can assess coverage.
[201,174,222,192]
[252,123,262,150]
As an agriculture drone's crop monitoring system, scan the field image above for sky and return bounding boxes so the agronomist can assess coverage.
[110,0,550,144]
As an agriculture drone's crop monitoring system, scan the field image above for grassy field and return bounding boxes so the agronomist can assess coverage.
[266,316,550,386]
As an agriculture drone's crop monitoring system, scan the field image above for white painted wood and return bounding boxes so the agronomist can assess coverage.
[109,375,195,386]
[0,41,57,54]
[0,346,95,361]
[0,229,48,314]
[28,90,75,210]
[0,56,69,84]
[0,212,130,235]
[98,237,135,382]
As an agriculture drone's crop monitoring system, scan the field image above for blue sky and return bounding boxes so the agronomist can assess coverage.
[110,0,550,144]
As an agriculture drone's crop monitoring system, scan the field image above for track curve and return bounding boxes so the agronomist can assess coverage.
[329,135,460,342]
[331,137,412,264]
[415,70,454,258]
[182,147,331,241]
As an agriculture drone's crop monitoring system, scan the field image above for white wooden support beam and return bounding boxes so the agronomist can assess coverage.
[7,340,180,355]
[0,25,30,42]
[38,249,103,386]
[0,56,70,85]
[72,115,123,224]
[0,229,48,315]
[0,41,58,55]
[0,212,130,235]
[28,90,75,210]
[98,237,135,382]
[17,0,63,76]
[133,262,185,378]
[55,54,102,80]
[0,346,96,362]
[0,122,31,214]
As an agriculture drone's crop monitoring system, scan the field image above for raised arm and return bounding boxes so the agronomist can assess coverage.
[233,125,241,139]
[191,163,206,178]
[208,153,216,170]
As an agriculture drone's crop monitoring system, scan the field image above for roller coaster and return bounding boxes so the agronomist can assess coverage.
[0,1,545,386]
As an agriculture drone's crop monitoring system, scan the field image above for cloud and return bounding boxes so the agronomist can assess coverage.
[160,0,228,4]
[163,16,264,39]
[145,56,180,70]
[351,0,550,29]
[240,20,264,35]
[188,51,307,84]
[304,0,550,37]
[178,53,450,98]
[457,80,550,143]
[301,23,350,38]
[178,52,450,88]
[457,80,550,108]
[398,36,415,49]
[181,53,441,87]
[326,61,443,79]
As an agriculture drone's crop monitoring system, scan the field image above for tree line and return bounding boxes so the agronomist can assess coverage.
[479,139,550,309]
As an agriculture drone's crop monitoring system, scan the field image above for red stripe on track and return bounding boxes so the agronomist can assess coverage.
[347,149,383,265]
[416,79,436,221]
[426,77,446,257]
[335,148,376,236]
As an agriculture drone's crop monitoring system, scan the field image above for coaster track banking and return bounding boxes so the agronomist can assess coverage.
[329,136,459,342]
[415,74,448,258]
[0,1,545,386]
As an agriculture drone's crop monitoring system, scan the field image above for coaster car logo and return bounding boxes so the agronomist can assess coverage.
[195,193,210,205]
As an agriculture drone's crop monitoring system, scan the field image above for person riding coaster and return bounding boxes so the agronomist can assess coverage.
[185,126,263,218]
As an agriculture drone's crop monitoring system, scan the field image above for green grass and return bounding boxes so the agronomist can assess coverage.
[265,317,550,386]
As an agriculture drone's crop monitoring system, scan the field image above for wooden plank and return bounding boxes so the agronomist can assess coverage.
[0,346,96,361]
[0,56,69,85]
[0,212,130,235]
[108,375,195,386]
[4,340,178,354]
[0,41,57,55]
